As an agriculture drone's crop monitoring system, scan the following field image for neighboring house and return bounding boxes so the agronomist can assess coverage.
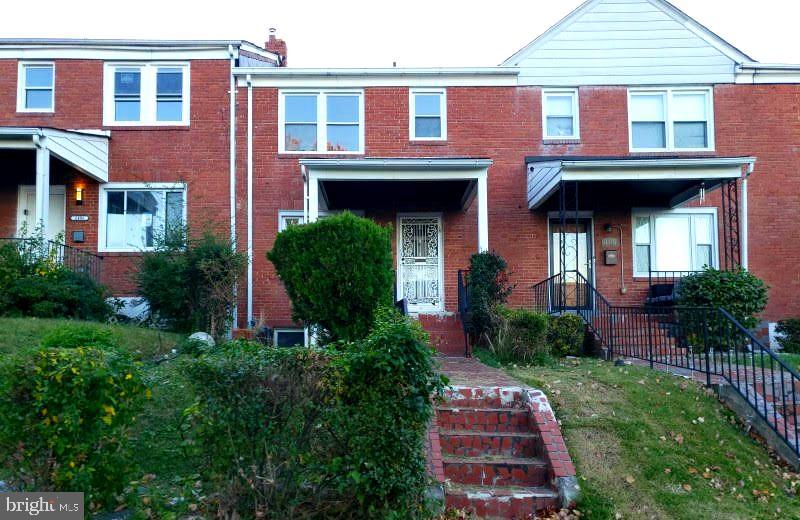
[0,0,798,350]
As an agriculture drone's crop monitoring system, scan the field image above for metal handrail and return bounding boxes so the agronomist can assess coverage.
[457,269,471,357]
[0,237,104,283]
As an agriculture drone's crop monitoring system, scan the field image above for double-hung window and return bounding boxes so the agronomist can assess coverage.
[18,62,54,112]
[542,89,579,140]
[629,88,713,151]
[280,90,363,153]
[409,89,446,140]
[104,63,189,125]
[632,210,717,276]
[100,184,186,252]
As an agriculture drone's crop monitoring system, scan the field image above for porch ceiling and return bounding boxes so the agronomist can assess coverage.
[526,156,756,210]
[321,179,474,212]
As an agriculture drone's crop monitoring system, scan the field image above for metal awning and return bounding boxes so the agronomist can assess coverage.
[527,156,756,210]
[0,127,109,182]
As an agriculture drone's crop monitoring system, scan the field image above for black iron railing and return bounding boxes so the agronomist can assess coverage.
[0,237,104,283]
[457,269,471,357]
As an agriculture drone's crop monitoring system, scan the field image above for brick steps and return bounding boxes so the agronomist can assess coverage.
[416,314,467,356]
[443,455,549,487]
[445,483,559,520]
[437,407,531,433]
[440,430,540,458]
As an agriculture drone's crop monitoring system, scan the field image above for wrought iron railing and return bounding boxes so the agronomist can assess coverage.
[0,237,104,283]
[457,269,471,357]
[532,269,800,458]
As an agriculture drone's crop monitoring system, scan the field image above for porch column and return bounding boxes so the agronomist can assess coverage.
[308,173,320,222]
[741,178,749,269]
[477,171,488,251]
[34,138,50,237]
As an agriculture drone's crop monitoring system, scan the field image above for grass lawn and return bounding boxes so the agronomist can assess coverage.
[477,351,800,519]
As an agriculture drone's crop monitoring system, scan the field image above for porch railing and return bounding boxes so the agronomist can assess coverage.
[457,270,471,357]
[0,237,104,283]
[531,270,800,459]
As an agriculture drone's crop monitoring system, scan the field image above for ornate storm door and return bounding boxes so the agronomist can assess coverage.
[398,215,443,313]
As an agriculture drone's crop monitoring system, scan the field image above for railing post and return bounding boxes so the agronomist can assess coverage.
[646,308,654,369]
[703,309,712,387]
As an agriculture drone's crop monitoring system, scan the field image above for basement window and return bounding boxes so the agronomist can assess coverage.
[274,328,306,347]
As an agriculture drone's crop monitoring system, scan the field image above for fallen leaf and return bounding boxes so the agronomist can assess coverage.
[625,475,636,484]
[683,484,692,492]
[688,467,698,475]
[664,468,672,474]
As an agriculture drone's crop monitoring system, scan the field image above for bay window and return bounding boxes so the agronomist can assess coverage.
[633,210,717,276]
[279,90,364,153]
[100,184,186,252]
[629,88,713,151]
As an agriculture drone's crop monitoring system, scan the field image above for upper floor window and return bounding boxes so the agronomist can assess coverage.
[628,88,713,151]
[542,89,579,140]
[409,88,446,141]
[632,209,717,276]
[279,90,364,154]
[104,63,189,126]
[18,62,54,112]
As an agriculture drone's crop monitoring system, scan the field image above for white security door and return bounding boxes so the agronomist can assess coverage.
[17,185,66,241]
[398,215,443,313]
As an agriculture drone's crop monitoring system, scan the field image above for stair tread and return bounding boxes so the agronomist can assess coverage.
[439,430,539,439]
[443,455,547,465]
[446,483,558,499]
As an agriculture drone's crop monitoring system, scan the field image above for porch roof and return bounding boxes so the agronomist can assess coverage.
[526,156,756,210]
[0,127,109,183]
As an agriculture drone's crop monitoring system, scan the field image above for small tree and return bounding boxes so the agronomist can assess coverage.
[267,212,394,342]
[466,251,513,341]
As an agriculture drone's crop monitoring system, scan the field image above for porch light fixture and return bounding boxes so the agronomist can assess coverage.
[75,186,83,206]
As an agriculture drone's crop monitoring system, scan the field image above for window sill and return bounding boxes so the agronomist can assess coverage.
[543,138,580,145]
[97,250,146,257]
[15,111,55,116]
[277,151,365,158]
[409,140,448,146]
[103,125,191,131]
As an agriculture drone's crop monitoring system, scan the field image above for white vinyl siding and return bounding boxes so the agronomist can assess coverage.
[632,209,717,276]
[279,90,364,154]
[542,89,579,140]
[409,88,446,141]
[103,63,190,126]
[629,88,713,152]
[17,62,54,112]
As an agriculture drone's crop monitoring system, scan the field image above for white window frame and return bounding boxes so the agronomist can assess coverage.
[278,209,364,231]
[542,88,579,140]
[17,61,55,113]
[278,90,364,154]
[628,87,714,152]
[103,63,190,126]
[97,182,187,252]
[631,207,718,277]
[409,88,447,141]
[273,328,307,347]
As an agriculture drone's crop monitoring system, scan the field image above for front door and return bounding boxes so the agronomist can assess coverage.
[550,218,593,309]
[17,185,66,241]
[398,215,444,313]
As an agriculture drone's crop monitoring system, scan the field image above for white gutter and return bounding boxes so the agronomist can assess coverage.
[232,66,520,77]
[228,44,238,330]
[246,74,254,327]
[558,157,757,170]
[299,158,493,170]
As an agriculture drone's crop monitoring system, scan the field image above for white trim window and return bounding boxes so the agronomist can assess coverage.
[273,328,306,347]
[98,183,186,252]
[632,209,717,276]
[279,90,364,154]
[542,89,579,140]
[278,209,364,231]
[103,63,190,126]
[17,62,55,112]
[409,88,446,141]
[628,88,714,152]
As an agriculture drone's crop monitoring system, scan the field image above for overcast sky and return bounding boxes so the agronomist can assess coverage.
[0,0,796,67]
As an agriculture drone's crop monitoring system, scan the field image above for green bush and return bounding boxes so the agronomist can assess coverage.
[267,212,394,342]
[0,347,147,510]
[40,323,119,350]
[185,308,444,519]
[677,267,768,330]
[776,319,800,354]
[138,230,246,340]
[487,307,550,364]
[548,313,585,357]
[466,251,513,340]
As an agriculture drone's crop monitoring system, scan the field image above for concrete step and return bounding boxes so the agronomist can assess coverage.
[443,455,550,487]
[444,483,559,518]
[440,430,541,458]
[436,407,531,433]
[443,386,526,409]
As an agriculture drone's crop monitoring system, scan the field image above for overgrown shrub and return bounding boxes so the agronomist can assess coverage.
[185,308,444,519]
[776,319,800,353]
[0,235,113,321]
[466,251,513,341]
[0,347,147,510]
[138,229,246,340]
[267,212,394,342]
[40,322,119,350]
[677,267,768,330]
[486,307,550,364]
[548,314,585,357]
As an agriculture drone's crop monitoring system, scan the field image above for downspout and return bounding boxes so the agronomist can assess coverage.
[302,164,308,224]
[246,74,254,327]
[228,44,238,330]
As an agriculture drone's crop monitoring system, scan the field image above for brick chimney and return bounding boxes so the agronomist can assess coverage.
[266,28,287,67]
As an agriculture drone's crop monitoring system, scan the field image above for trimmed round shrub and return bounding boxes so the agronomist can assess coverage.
[677,267,768,330]
[466,251,513,340]
[267,212,394,342]
[776,319,800,353]
[0,347,147,510]
[487,307,550,364]
[548,313,585,357]
[40,322,120,350]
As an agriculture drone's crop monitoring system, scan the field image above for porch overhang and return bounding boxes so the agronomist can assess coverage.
[0,127,109,183]
[526,156,756,210]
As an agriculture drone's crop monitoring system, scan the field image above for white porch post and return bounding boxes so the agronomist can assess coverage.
[34,137,50,237]
[308,172,319,222]
[477,171,489,251]
[741,178,749,270]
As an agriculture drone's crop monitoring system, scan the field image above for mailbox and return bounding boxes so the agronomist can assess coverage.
[604,249,618,265]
